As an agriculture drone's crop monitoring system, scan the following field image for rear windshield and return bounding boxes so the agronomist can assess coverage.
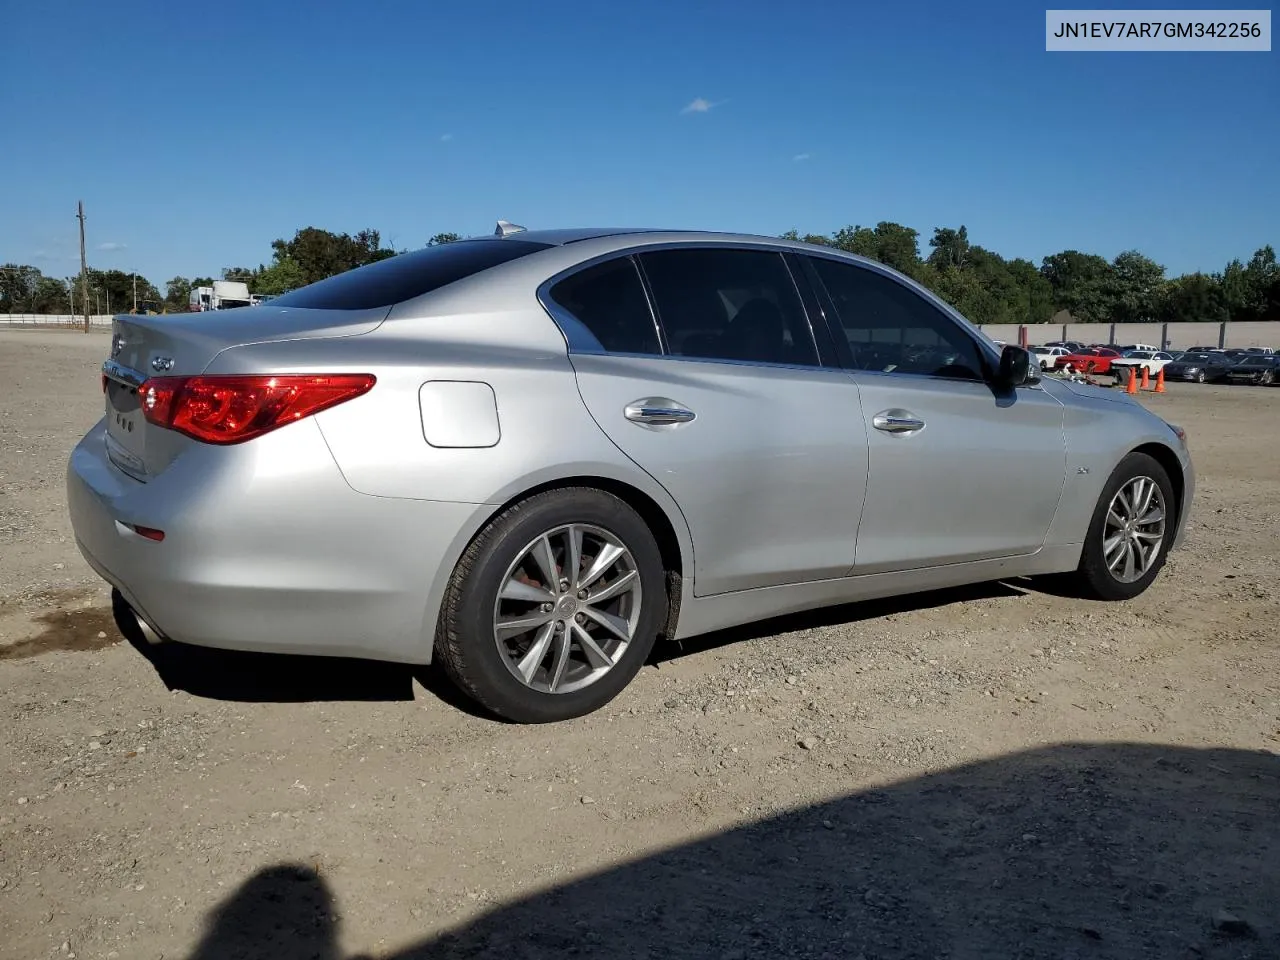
[269,238,554,310]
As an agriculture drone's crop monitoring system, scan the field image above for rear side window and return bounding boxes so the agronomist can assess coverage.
[638,248,819,367]
[547,256,662,355]
[269,239,553,310]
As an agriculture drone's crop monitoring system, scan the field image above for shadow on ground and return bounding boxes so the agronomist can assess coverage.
[184,743,1279,959]
[112,582,1033,711]
[652,581,1029,665]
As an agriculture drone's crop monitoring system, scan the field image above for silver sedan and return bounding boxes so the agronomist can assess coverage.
[67,225,1194,722]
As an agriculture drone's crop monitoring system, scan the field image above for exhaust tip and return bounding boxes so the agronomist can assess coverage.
[110,588,167,647]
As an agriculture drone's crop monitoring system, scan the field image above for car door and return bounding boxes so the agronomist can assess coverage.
[543,246,868,597]
[803,255,1069,575]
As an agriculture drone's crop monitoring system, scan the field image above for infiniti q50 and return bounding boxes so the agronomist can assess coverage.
[67,225,1194,723]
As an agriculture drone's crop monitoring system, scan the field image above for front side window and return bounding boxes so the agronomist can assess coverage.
[810,257,987,380]
[547,256,661,355]
[638,248,819,367]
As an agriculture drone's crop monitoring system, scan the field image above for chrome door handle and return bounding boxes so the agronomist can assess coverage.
[872,410,925,434]
[624,398,696,426]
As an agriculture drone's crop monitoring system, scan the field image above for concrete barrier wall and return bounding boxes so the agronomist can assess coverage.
[978,321,1280,351]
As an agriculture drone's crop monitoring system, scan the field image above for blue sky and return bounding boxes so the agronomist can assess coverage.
[2,0,1276,286]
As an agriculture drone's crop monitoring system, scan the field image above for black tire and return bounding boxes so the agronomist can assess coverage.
[1196,371,1206,383]
[1071,452,1176,601]
[434,488,667,723]
[1261,370,1274,386]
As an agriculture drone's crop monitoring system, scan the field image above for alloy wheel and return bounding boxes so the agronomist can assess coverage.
[1103,477,1167,583]
[492,524,643,694]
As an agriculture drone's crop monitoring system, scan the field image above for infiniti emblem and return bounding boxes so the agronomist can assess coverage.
[151,356,174,372]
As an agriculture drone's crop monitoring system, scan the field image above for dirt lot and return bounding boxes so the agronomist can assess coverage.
[1,327,1278,959]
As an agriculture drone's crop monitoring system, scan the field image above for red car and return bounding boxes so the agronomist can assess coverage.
[1053,347,1122,374]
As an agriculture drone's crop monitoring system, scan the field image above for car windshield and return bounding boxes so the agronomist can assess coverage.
[1124,351,1153,358]
[1174,354,1211,362]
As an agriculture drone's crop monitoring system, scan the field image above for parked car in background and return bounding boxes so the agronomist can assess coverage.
[1110,350,1176,377]
[1162,352,1236,383]
[1045,340,1086,353]
[66,225,1196,723]
[1053,347,1123,374]
[1225,355,1280,385]
[1119,343,1161,352]
[1029,344,1070,369]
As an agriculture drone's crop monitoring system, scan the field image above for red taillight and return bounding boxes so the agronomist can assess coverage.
[101,374,108,393]
[128,524,166,542]
[139,374,375,445]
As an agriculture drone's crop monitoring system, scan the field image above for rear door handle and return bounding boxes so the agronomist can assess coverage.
[872,409,925,434]
[624,398,696,426]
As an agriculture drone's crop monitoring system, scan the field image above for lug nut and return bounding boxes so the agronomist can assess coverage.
[559,579,570,592]
[577,589,589,601]
[574,613,585,625]
[554,620,565,632]
[540,602,553,613]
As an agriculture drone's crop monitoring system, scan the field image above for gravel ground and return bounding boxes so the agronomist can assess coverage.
[1,328,1278,959]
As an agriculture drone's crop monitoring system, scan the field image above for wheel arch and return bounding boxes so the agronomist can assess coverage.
[1131,442,1185,530]
[422,473,693,663]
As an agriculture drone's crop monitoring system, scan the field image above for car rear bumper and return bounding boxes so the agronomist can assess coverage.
[66,418,486,664]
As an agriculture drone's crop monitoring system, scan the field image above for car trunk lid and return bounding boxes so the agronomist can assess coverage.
[102,305,389,480]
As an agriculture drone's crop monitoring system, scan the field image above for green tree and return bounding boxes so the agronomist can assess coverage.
[1157,273,1229,324]
[1005,258,1057,324]
[252,258,306,296]
[164,277,192,312]
[1108,250,1165,323]
[927,226,971,271]
[33,276,71,313]
[828,222,922,277]
[428,232,462,245]
[1040,251,1115,323]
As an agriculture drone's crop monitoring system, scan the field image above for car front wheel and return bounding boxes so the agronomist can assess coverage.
[1071,452,1176,601]
[434,488,667,723]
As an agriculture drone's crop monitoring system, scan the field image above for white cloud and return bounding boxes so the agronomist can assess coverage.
[680,97,723,114]
[440,133,454,142]
[793,153,811,162]
[97,241,127,251]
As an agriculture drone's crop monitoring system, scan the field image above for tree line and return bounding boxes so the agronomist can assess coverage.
[3,224,1277,325]
[780,224,1279,326]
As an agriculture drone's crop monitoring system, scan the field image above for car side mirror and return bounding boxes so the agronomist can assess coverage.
[996,344,1040,388]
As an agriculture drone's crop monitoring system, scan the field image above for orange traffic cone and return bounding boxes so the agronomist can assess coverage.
[1126,367,1138,394]
[1154,367,1165,393]
[1140,366,1150,390]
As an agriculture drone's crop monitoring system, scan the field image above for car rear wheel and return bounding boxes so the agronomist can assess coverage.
[434,488,666,723]
[1071,452,1175,601]
[1196,371,1206,383]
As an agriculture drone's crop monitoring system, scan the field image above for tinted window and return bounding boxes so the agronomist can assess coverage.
[810,258,987,381]
[547,256,661,355]
[639,249,818,367]
[269,239,553,310]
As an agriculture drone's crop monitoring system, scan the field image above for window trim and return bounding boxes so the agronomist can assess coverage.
[540,254,665,358]
[536,240,833,372]
[800,250,1003,385]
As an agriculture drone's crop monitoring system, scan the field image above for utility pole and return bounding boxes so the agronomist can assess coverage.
[132,273,137,312]
[77,201,89,333]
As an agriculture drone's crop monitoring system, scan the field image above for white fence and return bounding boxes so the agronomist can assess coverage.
[1,314,114,328]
